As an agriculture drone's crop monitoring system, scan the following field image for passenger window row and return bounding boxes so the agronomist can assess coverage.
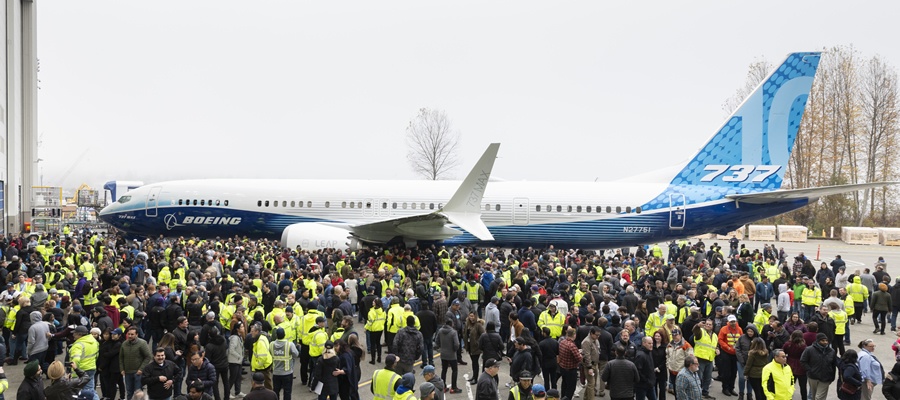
[535,205,641,214]
[179,199,229,207]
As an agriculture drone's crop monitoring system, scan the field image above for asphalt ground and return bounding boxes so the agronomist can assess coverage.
[3,239,899,400]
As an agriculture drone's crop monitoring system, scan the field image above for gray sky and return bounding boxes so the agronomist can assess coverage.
[36,1,900,191]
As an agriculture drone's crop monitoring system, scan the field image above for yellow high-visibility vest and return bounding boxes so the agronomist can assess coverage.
[694,330,717,362]
[251,335,272,370]
[372,369,401,400]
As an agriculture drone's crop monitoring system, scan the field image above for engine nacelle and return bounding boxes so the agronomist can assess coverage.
[280,223,360,251]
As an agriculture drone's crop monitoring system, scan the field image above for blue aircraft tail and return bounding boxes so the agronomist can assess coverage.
[669,52,821,192]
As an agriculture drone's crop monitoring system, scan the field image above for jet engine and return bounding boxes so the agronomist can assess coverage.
[280,223,360,251]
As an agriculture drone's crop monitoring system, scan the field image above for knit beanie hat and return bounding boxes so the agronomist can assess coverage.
[24,359,40,378]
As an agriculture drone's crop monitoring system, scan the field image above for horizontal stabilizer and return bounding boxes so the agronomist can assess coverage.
[725,182,900,204]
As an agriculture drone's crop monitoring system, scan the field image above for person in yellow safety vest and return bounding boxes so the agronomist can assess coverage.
[385,298,405,353]
[307,317,329,389]
[393,372,418,400]
[366,298,386,364]
[692,319,719,397]
[272,314,296,343]
[157,262,172,287]
[250,323,273,390]
[466,279,483,315]
[827,302,848,353]
[266,301,287,329]
[83,284,100,308]
[841,288,856,327]
[651,243,663,259]
[644,304,669,336]
[754,303,773,328]
[330,316,357,343]
[509,370,534,400]
[79,257,97,281]
[538,303,565,339]
[801,280,822,321]
[847,276,869,324]
[761,349,795,400]
[574,282,589,305]
[764,260,779,283]
[297,301,321,388]
[220,297,240,330]
[399,305,420,330]
[246,297,266,322]
[269,327,299,399]
[63,224,71,236]
[371,354,401,400]
[70,325,100,398]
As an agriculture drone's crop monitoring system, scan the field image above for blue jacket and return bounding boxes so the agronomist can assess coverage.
[518,308,537,335]
[756,282,774,301]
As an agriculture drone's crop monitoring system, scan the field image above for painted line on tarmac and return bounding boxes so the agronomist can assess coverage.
[358,352,441,388]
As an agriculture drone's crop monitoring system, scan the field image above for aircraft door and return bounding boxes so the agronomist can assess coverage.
[512,198,529,225]
[363,199,373,217]
[146,187,161,217]
[669,193,685,229]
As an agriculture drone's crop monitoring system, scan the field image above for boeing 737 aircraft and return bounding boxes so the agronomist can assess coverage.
[99,52,894,251]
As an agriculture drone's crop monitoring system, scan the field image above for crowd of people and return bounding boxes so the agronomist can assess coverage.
[3,229,900,400]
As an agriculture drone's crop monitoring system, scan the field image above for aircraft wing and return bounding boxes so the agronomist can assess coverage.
[725,182,900,204]
[349,143,500,242]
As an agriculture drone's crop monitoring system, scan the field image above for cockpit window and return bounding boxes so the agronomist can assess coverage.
[118,196,131,204]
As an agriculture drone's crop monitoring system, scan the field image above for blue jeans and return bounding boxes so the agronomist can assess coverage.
[698,359,714,396]
[124,372,142,400]
[891,308,899,330]
[737,361,746,394]
[81,370,101,400]
[10,334,26,360]
[422,338,434,366]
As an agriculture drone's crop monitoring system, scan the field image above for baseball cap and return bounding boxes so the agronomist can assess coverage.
[422,365,435,375]
[547,389,560,399]
[727,315,737,322]
[483,358,500,369]
[532,384,547,396]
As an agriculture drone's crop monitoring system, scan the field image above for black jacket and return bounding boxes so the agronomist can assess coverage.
[44,369,91,400]
[538,337,559,367]
[510,346,535,381]
[634,347,657,385]
[186,358,217,395]
[416,310,438,340]
[478,331,504,361]
[883,372,900,400]
[17,375,45,400]
[892,282,900,309]
[141,360,182,400]
[99,338,123,373]
[205,334,230,370]
[600,358,640,399]
[800,342,837,382]
[475,371,499,400]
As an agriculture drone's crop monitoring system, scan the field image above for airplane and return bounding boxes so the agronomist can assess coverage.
[98,51,895,251]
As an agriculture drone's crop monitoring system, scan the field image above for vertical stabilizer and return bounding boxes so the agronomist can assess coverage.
[670,52,821,193]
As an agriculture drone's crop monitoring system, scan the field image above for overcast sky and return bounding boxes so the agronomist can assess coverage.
[36,1,900,191]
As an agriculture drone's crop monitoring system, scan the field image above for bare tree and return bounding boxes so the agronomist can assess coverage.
[405,108,461,180]
[858,55,899,225]
[722,58,773,115]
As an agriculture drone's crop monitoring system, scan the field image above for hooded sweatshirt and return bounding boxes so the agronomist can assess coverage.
[735,324,758,364]
[777,284,791,313]
[27,311,50,355]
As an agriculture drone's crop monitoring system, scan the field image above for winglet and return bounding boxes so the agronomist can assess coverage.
[440,143,500,241]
